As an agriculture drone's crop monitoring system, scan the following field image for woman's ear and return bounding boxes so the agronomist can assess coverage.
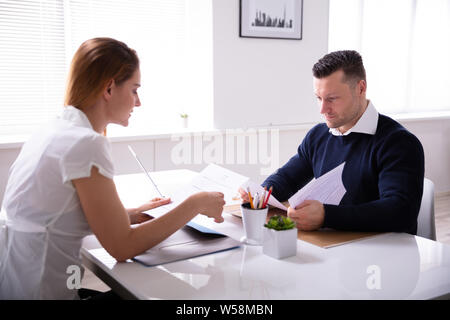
[103,79,115,101]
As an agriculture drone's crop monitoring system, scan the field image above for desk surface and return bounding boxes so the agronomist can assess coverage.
[81,170,450,300]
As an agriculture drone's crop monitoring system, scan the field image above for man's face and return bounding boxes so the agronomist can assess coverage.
[313,69,366,133]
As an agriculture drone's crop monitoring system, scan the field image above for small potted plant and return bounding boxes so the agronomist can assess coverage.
[263,215,297,259]
[179,113,188,128]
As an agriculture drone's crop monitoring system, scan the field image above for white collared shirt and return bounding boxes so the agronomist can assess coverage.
[0,106,114,299]
[329,101,379,136]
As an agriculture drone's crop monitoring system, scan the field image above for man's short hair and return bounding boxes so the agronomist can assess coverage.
[312,50,366,85]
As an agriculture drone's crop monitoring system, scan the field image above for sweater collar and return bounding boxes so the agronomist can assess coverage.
[329,101,379,136]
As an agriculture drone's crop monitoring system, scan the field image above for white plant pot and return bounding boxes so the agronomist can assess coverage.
[180,117,188,128]
[263,227,298,259]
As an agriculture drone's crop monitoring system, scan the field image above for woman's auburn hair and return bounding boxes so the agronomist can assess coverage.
[64,37,139,109]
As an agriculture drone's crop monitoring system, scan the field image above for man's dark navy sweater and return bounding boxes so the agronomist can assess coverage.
[262,114,425,234]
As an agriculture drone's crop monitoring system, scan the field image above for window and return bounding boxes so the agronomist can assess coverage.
[328,0,450,116]
[0,0,65,141]
[0,0,213,141]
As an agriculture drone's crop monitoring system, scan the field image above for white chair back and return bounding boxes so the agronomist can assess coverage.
[417,178,436,241]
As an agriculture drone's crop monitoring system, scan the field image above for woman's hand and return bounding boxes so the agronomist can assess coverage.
[128,197,171,225]
[189,192,225,223]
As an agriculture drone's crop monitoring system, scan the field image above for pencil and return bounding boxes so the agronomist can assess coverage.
[247,188,255,209]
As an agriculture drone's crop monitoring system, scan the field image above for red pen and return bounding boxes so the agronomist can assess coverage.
[262,186,273,208]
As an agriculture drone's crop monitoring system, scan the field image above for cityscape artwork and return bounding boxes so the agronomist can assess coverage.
[240,0,303,40]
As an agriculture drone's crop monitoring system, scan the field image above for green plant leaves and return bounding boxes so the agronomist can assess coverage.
[264,215,296,231]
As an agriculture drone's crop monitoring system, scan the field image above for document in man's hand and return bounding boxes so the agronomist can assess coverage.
[241,162,347,210]
[288,162,346,209]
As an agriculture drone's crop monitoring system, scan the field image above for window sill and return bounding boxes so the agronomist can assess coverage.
[388,110,450,123]
[0,126,216,149]
[1,111,449,149]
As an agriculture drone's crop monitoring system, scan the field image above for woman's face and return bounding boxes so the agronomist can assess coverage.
[107,68,141,127]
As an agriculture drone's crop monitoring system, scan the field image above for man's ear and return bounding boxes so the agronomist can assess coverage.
[103,79,115,101]
[358,79,367,95]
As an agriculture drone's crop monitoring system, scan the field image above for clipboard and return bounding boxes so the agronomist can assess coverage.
[297,229,383,249]
[133,223,241,267]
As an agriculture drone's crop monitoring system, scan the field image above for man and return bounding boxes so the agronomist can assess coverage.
[249,50,424,234]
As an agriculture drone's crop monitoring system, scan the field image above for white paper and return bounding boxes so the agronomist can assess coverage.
[288,162,346,209]
[240,162,347,211]
[145,162,346,220]
[145,163,249,218]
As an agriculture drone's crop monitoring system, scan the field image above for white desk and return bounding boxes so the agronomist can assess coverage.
[81,170,450,300]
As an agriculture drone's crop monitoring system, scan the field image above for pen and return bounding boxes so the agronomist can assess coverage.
[128,145,164,198]
[262,186,272,209]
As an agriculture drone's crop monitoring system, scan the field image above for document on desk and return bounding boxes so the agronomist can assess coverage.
[133,223,241,267]
[241,162,347,211]
[144,163,249,219]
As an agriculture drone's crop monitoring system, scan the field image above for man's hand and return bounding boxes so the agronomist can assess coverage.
[287,200,325,231]
[238,187,250,203]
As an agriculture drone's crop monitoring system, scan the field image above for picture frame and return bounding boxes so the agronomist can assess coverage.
[239,0,303,40]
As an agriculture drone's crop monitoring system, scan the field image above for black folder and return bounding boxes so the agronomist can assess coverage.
[133,222,241,267]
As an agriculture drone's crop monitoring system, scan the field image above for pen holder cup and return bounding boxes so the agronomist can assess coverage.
[240,202,268,246]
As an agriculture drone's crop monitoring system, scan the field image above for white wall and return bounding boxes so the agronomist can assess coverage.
[400,118,450,194]
[0,148,21,206]
[212,0,328,129]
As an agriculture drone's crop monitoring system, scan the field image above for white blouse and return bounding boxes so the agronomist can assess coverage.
[0,106,114,299]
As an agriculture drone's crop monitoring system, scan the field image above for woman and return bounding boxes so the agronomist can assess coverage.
[0,38,225,299]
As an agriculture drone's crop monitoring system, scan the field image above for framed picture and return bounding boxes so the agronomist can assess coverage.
[240,0,303,40]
